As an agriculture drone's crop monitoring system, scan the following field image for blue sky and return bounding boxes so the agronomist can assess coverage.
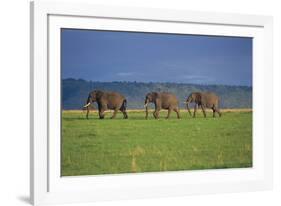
[61,29,252,86]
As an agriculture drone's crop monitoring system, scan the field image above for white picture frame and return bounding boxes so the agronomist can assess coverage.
[30,1,273,205]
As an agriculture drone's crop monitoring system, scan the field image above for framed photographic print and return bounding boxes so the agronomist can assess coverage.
[30,1,273,205]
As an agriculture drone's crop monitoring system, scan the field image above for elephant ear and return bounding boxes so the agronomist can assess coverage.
[152,92,160,100]
[94,90,104,99]
[194,92,202,103]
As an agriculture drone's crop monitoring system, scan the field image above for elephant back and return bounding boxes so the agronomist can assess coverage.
[103,91,125,106]
[202,92,220,107]
[160,92,179,108]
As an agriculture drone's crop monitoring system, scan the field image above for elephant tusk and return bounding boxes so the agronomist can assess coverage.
[83,102,91,108]
[182,102,188,104]
[144,103,148,107]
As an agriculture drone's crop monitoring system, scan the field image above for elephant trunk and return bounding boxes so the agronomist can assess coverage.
[186,102,192,116]
[83,95,92,108]
[144,99,149,119]
[84,96,92,119]
[145,106,148,119]
[86,106,90,119]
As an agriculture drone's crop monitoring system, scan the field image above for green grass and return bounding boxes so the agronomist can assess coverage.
[62,110,252,176]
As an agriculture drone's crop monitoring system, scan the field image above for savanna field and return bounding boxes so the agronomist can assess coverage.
[62,109,252,176]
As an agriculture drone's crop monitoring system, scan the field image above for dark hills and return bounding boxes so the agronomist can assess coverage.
[62,78,252,110]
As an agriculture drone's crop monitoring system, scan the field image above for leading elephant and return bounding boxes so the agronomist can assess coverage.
[185,92,222,118]
[83,90,128,119]
[144,92,180,119]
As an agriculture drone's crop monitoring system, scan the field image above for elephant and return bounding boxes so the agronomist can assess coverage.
[83,90,128,119]
[185,92,222,118]
[144,92,180,119]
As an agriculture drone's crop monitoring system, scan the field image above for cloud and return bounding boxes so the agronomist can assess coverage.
[180,75,215,83]
[116,72,136,77]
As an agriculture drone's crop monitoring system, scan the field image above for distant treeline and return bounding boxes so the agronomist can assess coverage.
[62,78,252,109]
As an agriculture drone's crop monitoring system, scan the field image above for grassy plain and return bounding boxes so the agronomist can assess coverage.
[62,109,252,176]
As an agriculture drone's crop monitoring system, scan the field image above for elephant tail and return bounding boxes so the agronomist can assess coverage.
[122,99,127,110]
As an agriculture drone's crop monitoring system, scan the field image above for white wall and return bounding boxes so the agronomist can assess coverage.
[0,0,280,205]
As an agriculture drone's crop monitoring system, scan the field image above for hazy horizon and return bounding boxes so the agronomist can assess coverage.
[63,77,252,87]
[62,29,252,86]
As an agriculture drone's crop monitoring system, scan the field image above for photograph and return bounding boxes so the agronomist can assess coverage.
[61,29,253,176]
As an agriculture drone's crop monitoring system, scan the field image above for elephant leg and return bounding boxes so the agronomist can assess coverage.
[99,104,108,119]
[216,108,222,117]
[86,106,90,119]
[111,109,118,119]
[173,108,180,119]
[120,102,128,119]
[156,110,160,119]
[153,109,160,119]
[120,108,128,119]
[212,108,216,118]
[212,105,221,117]
[166,109,171,119]
[123,111,128,119]
[99,109,105,119]
[193,104,198,118]
[201,105,207,118]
